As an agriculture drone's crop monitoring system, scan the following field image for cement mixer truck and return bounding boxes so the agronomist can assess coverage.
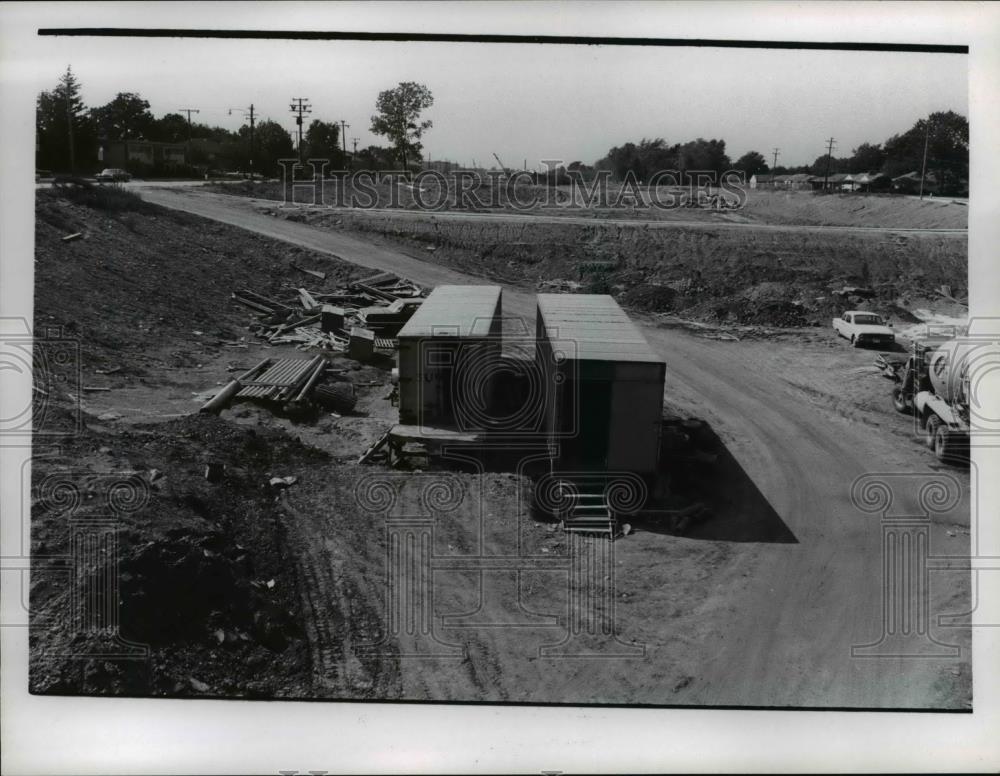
[891,334,973,463]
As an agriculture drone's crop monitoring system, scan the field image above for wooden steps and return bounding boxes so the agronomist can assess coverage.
[556,480,617,537]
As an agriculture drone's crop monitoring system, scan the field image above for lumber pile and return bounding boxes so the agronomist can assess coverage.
[232,271,423,356]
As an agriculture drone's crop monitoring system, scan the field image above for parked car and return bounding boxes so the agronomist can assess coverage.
[95,168,131,182]
[832,310,895,348]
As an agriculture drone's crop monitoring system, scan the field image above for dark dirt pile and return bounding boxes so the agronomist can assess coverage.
[30,408,330,698]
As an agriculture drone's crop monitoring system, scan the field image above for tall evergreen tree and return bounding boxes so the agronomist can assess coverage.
[36,66,96,172]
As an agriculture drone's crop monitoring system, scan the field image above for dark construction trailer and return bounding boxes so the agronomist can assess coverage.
[396,285,503,428]
[536,294,665,473]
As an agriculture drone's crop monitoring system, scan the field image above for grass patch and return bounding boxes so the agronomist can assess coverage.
[56,184,157,214]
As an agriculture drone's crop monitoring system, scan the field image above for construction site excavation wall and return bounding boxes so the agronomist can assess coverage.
[536,294,666,473]
[396,285,503,428]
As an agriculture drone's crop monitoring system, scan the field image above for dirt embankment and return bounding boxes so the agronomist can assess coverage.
[741,190,967,229]
[280,208,966,328]
[34,187,366,375]
[29,187,388,698]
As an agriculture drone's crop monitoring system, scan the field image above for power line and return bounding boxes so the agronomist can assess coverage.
[289,97,312,163]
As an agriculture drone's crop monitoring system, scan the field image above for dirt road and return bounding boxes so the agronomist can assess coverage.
[140,184,971,708]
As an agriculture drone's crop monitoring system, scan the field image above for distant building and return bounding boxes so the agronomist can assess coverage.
[422,159,461,174]
[103,140,186,170]
[850,172,891,192]
[808,172,852,191]
[750,172,813,190]
[891,171,939,194]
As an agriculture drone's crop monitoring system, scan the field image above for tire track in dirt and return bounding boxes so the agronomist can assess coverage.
[280,490,401,699]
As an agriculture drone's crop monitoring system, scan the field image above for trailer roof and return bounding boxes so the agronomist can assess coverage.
[398,285,501,338]
[536,294,663,364]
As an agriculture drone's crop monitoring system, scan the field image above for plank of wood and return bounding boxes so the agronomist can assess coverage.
[357,428,392,465]
[298,288,319,311]
[290,263,326,281]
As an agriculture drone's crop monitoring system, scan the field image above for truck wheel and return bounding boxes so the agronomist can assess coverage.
[924,414,940,448]
[934,425,965,464]
[892,387,912,414]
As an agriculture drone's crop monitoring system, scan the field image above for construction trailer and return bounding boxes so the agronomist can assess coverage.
[536,294,665,473]
[396,285,503,428]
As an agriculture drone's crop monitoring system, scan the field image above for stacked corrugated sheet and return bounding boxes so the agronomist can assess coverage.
[236,356,324,403]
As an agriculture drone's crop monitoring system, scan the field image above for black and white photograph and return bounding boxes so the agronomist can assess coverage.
[2,2,999,773]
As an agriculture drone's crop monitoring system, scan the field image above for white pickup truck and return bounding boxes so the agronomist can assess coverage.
[832,310,896,348]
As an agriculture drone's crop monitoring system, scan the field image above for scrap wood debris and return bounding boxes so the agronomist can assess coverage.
[232,270,424,355]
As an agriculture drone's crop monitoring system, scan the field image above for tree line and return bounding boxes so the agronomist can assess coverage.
[592,111,968,193]
[36,68,435,177]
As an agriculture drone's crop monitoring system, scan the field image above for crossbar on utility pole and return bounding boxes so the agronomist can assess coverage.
[179,108,200,141]
[289,98,312,164]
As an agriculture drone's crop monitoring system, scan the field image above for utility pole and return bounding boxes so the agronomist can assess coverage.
[919,118,932,200]
[248,104,255,178]
[339,120,350,167]
[352,136,359,163]
[179,108,200,141]
[229,105,256,178]
[771,147,780,178]
[822,137,837,191]
[179,108,200,170]
[289,98,312,163]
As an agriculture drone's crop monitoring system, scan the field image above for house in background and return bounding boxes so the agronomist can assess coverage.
[750,172,814,190]
[891,171,939,195]
[103,140,186,171]
[808,172,853,191]
[850,172,891,192]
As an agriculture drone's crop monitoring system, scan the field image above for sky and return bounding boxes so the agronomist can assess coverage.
[14,4,966,171]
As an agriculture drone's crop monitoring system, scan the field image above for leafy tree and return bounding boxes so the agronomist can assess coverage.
[596,138,676,182]
[148,112,190,143]
[676,138,731,181]
[356,144,397,171]
[252,119,294,176]
[370,81,434,169]
[305,119,344,166]
[734,151,768,177]
[90,92,155,142]
[36,66,97,172]
[810,154,849,177]
[883,111,968,190]
[848,142,886,174]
